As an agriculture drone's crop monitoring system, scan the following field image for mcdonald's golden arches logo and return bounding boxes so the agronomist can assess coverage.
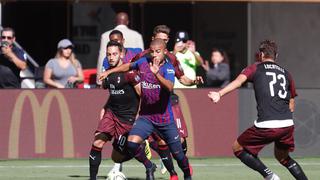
[174,90,195,156]
[9,90,75,158]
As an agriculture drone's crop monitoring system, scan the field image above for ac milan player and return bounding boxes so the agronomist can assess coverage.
[101,29,142,71]
[208,40,308,180]
[99,39,192,180]
[89,41,154,180]
[99,29,150,176]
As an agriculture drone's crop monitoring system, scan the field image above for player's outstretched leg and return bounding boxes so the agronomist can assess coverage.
[233,141,277,179]
[150,133,178,177]
[89,145,103,180]
[127,140,156,180]
[275,148,308,180]
[89,133,109,180]
[169,141,191,180]
[158,144,178,177]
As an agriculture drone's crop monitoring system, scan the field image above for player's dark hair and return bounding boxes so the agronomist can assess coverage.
[107,40,123,52]
[212,48,229,64]
[153,25,170,36]
[109,30,123,38]
[1,27,15,37]
[150,38,167,49]
[259,40,278,60]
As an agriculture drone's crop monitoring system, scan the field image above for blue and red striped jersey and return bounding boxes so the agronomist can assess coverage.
[131,57,175,124]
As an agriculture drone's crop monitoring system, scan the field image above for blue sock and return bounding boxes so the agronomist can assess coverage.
[127,141,152,169]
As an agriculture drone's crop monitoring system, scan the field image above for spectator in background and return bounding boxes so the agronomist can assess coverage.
[173,31,203,88]
[0,27,27,88]
[202,48,230,88]
[97,12,144,83]
[43,39,83,88]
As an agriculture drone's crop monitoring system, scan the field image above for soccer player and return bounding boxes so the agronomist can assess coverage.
[100,38,192,180]
[131,25,199,179]
[99,29,148,175]
[101,29,142,71]
[89,41,154,180]
[208,40,308,180]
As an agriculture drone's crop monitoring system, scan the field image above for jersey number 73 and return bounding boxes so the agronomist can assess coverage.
[266,71,288,99]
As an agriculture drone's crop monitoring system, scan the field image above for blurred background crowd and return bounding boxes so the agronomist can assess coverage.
[1,1,319,89]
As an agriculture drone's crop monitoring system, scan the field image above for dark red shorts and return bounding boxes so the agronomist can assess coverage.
[171,103,188,138]
[96,109,133,140]
[237,125,295,156]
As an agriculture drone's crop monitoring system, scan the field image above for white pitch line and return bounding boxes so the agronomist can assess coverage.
[0,162,320,168]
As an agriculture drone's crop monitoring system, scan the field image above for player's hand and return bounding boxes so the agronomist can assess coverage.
[99,71,110,81]
[193,76,204,85]
[149,58,160,75]
[208,91,221,103]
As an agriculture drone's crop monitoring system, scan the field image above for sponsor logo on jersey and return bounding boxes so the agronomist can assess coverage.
[110,89,125,95]
[167,68,175,74]
[141,81,161,89]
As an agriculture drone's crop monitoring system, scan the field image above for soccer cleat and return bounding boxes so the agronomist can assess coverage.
[170,175,179,180]
[265,173,280,180]
[144,140,152,160]
[159,159,168,174]
[107,163,122,178]
[184,176,192,180]
[189,164,193,176]
[146,163,157,180]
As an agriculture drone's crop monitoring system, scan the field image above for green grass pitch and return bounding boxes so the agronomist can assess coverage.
[0,157,319,179]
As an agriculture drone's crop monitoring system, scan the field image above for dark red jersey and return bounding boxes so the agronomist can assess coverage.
[103,71,140,124]
[241,61,297,128]
[131,49,185,79]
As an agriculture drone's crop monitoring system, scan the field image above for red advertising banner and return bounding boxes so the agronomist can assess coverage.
[0,89,238,159]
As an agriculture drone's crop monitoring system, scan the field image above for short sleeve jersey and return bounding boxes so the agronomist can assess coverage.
[131,49,184,79]
[131,57,175,124]
[102,48,142,70]
[241,61,297,127]
[103,70,140,125]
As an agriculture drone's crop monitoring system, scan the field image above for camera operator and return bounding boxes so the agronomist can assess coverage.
[0,27,27,88]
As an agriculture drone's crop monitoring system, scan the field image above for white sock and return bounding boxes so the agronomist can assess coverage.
[113,163,121,171]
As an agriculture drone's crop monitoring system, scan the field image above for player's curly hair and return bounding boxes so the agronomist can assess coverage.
[259,40,278,60]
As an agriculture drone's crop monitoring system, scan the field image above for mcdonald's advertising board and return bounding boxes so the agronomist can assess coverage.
[0,89,238,159]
